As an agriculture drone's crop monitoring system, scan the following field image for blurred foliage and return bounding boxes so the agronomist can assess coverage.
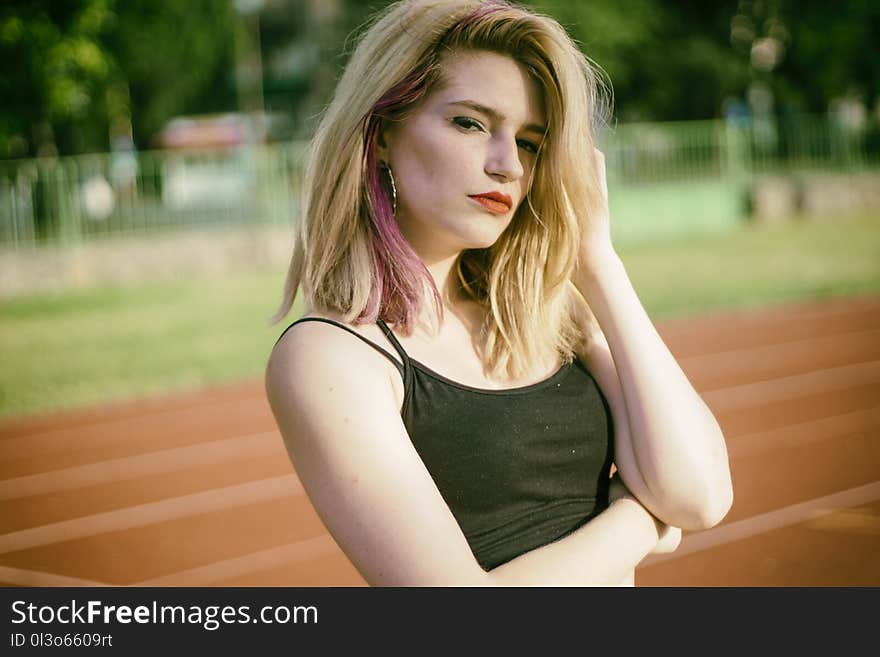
[0,0,118,156]
[528,0,752,121]
[773,0,880,112]
[1,0,878,158]
[530,0,880,122]
[0,0,237,158]
[107,0,238,148]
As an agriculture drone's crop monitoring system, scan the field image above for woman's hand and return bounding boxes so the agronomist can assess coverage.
[576,148,618,276]
[652,524,682,554]
[608,470,634,506]
[608,472,681,555]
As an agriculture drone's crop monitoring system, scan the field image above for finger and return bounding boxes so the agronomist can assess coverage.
[592,149,608,184]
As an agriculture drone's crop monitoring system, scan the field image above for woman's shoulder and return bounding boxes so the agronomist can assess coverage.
[267,310,404,405]
[274,311,398,360]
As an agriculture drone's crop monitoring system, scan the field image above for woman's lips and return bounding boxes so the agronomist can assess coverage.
[468,194,512,214]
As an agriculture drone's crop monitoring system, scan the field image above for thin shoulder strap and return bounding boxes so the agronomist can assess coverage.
[375,318,411,364]
[376,318,413,400]
[276,317,404,377]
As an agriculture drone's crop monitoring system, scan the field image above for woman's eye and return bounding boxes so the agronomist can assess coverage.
[517,139,539,154]
[452,117,539,154]
[452,116,484,131]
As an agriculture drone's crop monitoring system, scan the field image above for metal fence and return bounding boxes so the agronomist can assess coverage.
[0,141,308,248]
[603,113,880,184]
[1,113,878,248]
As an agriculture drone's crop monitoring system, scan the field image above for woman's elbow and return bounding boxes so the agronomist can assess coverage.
[686,432,735,530]
[706,483,734,528]
[657,474,733,531]
[685,482,734,531]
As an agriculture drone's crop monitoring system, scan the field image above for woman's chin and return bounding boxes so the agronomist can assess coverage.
[456,225,509,251]
[455,238,502,253]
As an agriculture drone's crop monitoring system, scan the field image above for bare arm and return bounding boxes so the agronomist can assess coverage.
[575,253,734,530]
[574,149,733,530]
[610,471,682,556]
[265,322,666,586]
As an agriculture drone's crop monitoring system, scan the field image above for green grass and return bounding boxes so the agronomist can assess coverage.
[618,215,880,319]
[620,212,880,319]
[0,267,299,419]
[1,212,878,419]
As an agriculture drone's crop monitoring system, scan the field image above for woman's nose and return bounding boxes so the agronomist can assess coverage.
[485,135,524,182]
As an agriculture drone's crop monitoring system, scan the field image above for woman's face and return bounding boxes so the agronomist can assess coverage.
[379,50,546,261]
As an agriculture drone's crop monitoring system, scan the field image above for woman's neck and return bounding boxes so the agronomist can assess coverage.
[424,253,459,301]
[414,251,484,336]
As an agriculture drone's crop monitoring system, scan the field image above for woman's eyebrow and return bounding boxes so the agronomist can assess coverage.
[446,99,547,135]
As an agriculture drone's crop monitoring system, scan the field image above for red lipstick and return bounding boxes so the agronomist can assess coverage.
[468,191,512,214]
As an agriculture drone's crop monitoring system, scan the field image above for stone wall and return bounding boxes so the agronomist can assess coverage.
[750,171,880,222]
[0,225,295,299]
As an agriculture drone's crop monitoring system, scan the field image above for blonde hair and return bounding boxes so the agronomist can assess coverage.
[273,0,612,378]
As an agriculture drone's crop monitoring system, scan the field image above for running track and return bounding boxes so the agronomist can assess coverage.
[1,296,878,586]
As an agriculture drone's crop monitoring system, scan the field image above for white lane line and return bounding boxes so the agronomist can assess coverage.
[0,383,266,440]
[681,329,880,382]
[133,535,339,587]
[659,299,880,342]
[0,431,284,500]
[703,361,880,412]
[727,407,879,458]
[640,481,880,568]
[0,474,303,555]
[0,566,111,587]
[0,397,270,460]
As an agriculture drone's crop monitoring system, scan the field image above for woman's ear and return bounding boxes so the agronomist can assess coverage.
[376,119,393,162]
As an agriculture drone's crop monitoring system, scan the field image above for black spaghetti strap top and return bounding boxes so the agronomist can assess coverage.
[277,317,615,571]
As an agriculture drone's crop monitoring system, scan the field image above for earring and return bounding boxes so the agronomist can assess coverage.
[379,161,397,215]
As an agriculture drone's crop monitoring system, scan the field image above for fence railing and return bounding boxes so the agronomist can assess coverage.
[0,141,308,248]
[602,113,880,184]
[1,113,878,248]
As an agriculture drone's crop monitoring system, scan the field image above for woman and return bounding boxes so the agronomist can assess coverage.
[265,0,733,586]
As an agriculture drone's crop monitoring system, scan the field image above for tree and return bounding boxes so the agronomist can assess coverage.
[0,0,118,157]
[0,0,237,158]
[527,0,751,122]
[772,0,880,113]
[2,0,878,158]
[108,0,238,149]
